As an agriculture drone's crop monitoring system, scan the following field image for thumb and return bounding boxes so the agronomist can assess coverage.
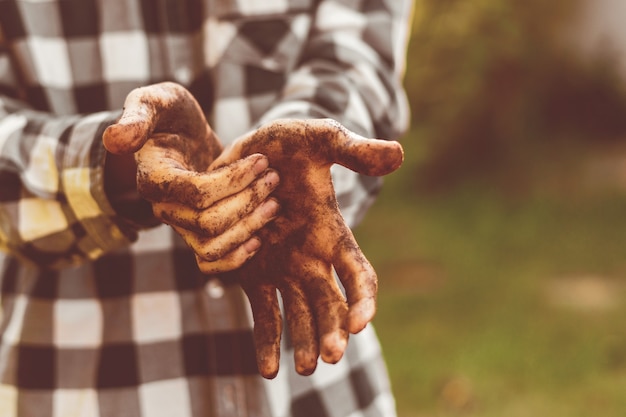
[103,82,208,155]
[102,104,154,155]
[331,128,404,176]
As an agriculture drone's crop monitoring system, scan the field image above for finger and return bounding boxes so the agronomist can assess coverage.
[280,285,319,376]
[332,228,378,334]
[317,119,404,176]
[241,283,283,379]
[192,236,262,274]
[103,82,211,155]
[152,172,280,234]
[195,158,277,209]
[137,150,273,208]
[103,108,153,155]
[174,198,279,262]
[300,260,349,364]
[209,130,254,169]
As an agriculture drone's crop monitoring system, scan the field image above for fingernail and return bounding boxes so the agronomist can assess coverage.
[262,199,280,218]
[258,347,280,380]
[244,237,261,254]
[348,298,376,333]
[321,332,347,364]
[295,349,318,376]
[264,170,279,187]
[253,155,269,175]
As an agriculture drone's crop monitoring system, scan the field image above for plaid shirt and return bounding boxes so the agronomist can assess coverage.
[0,0,412,416]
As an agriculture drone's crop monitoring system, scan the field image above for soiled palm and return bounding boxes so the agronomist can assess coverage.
[212,119,404,378]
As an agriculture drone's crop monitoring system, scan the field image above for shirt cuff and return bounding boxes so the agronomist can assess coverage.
[61,111,138,259]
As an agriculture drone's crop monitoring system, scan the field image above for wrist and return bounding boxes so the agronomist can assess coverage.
[104,152,160,229]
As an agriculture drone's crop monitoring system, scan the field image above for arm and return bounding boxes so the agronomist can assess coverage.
[216,0,414,378]
[214,119,403,378]
[102,82,282,273]
[0,48,133,267]
[0,40,278,271]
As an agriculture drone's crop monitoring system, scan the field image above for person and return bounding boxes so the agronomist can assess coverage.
[0,0,413,416]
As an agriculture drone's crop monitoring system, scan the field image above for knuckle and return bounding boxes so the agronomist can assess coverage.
[198,239,239,263]
[196,260,219,275]
[152,204,181,224]
[198,213,227,236]
[197,260,230,275]
[197,250,248,274]
[237,217,257,238]
[200,246,226,263]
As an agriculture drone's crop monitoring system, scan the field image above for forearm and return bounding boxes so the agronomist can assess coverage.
[0,96,139,268]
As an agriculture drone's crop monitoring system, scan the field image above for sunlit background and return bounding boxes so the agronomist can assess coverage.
[355,1,626,416]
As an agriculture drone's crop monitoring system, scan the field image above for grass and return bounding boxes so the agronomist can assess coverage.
[354,128,626,417]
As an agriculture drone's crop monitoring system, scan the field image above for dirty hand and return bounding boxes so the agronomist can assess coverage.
[103,82,280,273]
[213,119,404,378]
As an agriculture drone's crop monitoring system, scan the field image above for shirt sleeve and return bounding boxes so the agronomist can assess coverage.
[258,0,413,139]
[258,0,413,226]
[0,45,134,269]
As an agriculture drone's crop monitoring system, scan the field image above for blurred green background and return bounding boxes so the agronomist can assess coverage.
[355,1,626,416]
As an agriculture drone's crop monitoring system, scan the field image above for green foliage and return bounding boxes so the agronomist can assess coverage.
[357,4,626,415]
[356,159,626,416]
[404,0,626,192]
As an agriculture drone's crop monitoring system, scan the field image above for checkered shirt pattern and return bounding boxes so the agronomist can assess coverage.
[0,0,413,416]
